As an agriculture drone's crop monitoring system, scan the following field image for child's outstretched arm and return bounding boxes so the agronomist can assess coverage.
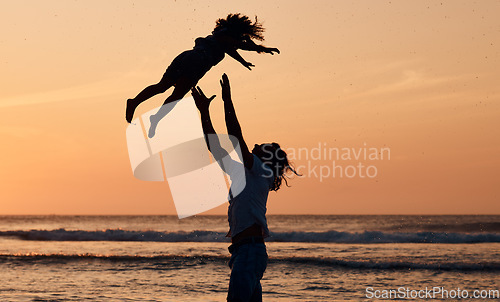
[226,48,255,70]
[238,36,280,55]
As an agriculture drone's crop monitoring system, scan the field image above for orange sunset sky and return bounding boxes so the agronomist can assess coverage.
[1,1,499,215]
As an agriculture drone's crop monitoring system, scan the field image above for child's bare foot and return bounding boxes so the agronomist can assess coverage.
[148,114,159,138]
[126,99,138,123]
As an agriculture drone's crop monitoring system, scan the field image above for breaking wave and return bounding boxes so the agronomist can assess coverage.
[1,229,500,243]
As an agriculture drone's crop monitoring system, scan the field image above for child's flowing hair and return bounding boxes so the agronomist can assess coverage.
[213,13,265,41]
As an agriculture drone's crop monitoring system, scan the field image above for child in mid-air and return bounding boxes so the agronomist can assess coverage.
[126,13,280,137]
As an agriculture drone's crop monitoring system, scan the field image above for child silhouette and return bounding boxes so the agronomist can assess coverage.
[126,13,280,137]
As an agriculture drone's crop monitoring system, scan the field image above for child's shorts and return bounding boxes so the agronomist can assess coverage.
[162,50,211,84]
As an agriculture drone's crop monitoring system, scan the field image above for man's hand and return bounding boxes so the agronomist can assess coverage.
[220,73,232,102]
[191,86,215,113]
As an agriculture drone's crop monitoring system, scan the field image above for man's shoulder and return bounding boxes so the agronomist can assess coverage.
[250,155,273,179]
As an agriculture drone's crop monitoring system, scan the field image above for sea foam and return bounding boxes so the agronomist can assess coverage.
[1,229,499,244]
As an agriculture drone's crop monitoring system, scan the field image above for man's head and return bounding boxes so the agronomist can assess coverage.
[252,142,298,191]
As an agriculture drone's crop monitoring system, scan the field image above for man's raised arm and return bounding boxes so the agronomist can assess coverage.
[220,74,254,169]
[191,87,228,162]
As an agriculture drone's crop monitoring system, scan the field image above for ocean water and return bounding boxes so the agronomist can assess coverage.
[0,215,499,301]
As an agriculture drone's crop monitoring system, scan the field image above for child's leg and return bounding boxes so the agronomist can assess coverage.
[148,80,193,138]
[126,75,174,123]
